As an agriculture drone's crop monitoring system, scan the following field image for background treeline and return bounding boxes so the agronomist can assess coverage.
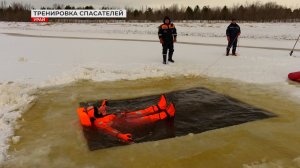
[0,1,31,21]
[0,1,300,22]
[127,2,300,22]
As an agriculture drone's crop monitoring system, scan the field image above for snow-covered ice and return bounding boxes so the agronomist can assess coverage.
[0,21,300,163]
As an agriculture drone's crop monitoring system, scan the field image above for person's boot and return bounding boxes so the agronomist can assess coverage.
[166,103,175,118]
[226,48,230,56]
[232,48,237,56]
[157,95,167,110]
[168,52,175,63]
[168,59,175,63]
[163,54,167,64]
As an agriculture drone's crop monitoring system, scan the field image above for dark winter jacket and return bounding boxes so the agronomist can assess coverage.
[158,17,177,43]
[226,23,241,38]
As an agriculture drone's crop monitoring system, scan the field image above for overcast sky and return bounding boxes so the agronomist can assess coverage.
[3,0,300,9]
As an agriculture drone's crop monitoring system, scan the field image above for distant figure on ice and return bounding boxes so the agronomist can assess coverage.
[226,18,241,56]
[158,16,177,64]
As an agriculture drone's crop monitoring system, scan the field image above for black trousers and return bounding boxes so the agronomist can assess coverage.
[162,42,174,59]
[227,37,238,54]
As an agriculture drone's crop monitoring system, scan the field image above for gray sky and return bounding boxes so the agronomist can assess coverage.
[3,0,300,9]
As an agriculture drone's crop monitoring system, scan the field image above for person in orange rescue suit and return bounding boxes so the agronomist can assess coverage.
[158,16,177,64]
[77,95,175,143]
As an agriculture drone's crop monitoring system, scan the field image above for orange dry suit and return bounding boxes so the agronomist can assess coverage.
[77,95,175,143]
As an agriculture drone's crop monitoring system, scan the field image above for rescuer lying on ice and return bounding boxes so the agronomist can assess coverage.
[77,95,176,143]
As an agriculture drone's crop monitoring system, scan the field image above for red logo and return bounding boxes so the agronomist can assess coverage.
[31,17,49,22]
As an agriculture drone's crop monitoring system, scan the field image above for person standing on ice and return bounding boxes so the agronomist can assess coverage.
[158,16,177,64]
[226,18,241,56]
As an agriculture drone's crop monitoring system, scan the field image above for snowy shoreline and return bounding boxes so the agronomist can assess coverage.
[1,21,300,163]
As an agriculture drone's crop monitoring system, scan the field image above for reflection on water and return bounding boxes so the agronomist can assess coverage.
[2,76,300,168]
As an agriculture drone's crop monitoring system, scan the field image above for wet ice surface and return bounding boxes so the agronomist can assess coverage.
[2,77,300,168]
[81,87,275,150]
